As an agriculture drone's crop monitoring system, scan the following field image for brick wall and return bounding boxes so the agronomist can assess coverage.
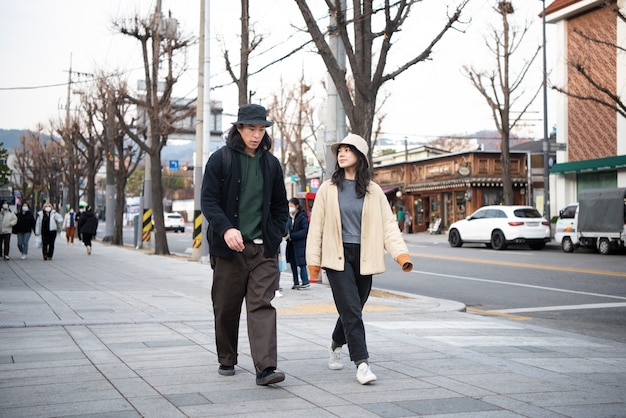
[567,6,617,161]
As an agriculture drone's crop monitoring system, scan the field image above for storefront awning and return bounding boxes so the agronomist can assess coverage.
[550,154,626,174]
[382,186,400,194]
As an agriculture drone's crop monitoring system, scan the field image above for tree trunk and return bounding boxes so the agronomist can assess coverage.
[150,150,169,255]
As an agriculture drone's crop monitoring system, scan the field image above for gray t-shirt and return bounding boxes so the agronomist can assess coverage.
[338,179,364,244]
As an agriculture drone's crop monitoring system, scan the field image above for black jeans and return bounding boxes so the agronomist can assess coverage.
[42,231,57,259]
[326,243,372,363]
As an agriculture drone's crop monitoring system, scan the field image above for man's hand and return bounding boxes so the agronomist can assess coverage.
[224,228,245,252]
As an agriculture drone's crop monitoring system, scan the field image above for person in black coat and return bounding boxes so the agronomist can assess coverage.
[77,206,98,255]
[13,201,36,259]
[286,197,310,289]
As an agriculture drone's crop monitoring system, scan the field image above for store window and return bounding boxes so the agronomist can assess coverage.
[455,191,466,220]
[414,198,423,226]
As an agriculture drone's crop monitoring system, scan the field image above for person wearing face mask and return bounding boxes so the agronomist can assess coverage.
[63,208,77,244]
[13,201,36,259]
[35,202,63,260]
[0,199,18,260]
[285,198,310,290]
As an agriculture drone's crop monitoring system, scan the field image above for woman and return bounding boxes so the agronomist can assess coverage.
[78,206,98,255]
[286,197,310,289]
[306,134,413,385]
[35,202,63,260]
[14,201,36,259]
[62,208,77,244]
[1,199,18,260]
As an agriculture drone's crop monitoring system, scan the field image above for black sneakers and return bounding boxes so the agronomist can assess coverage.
[256,368,285,386]
[218,364,235,376]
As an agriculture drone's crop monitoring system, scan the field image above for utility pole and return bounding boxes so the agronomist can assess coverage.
[192,0,210,262]
[541,0,550,220]
[324,0,347,179]
[103,94,116,242]
[140,0,162,248]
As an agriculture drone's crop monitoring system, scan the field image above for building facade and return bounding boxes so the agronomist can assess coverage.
[373,151,530,232]
[546,0,626,213]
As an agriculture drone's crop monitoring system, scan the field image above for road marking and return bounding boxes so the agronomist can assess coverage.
[411,269,626,301]
[410,252,626,278]
[495,302,626,314]
[466,307,532,321]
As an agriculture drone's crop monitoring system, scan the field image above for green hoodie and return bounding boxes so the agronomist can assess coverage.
[234,148,264,241]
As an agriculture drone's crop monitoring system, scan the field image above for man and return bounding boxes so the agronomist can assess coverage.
[201,104,288,386]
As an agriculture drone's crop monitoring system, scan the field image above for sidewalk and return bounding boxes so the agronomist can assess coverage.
[1,237,625,417]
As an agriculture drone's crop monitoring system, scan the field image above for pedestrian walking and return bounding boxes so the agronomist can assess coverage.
[35,202,63,260]
[77,206,98,255]
[1,199,18,260]
[13,201,36,259]
[201,103,288,386]
[306,134,413,385]
[63,208,77,244]
[286,197,310,289]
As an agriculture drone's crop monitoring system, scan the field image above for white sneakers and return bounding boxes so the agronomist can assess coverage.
[328,343,377,384]
[356,362,377,385]
[328,344,343,370]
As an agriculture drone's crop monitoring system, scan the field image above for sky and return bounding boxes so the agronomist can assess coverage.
[0,0,556,144]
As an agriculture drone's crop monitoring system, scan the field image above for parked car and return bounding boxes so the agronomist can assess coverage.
[448,205,551,250]
[163,212,185,233]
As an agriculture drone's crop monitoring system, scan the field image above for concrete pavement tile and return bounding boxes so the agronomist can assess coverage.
[202,387,296,403]
[481,394,575,418]
[513,357,626,374]
[180,396,319,417]
[395,397,502,415]
[165,392,212,408]
[509,389,625,407]
[284,384,352,408]
[357,401,416,418]
[0,398,138,418]
[0,367,102,388]
[421,375,496,398]
[127,396,187,417]
[0,380,124,408]
[111,377,162,398]
[451,372,577,395]
[547,403,626,417]
[325,404,383,417]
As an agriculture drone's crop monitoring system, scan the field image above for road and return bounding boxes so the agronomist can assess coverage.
[119,223,626,344]
[377,239,626,344]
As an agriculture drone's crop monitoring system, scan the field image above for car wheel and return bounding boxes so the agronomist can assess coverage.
[448,229,463,247]
[491,230,507,250]
[529,242,545,250]
[598,238,611,255]
[180,227,185,233]
[561,237,575,253]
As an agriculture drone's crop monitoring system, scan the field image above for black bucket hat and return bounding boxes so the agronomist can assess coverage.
[231,104,274,127]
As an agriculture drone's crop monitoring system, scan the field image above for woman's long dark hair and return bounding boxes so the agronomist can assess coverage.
[225,125,272,151]
[331,145,370,199]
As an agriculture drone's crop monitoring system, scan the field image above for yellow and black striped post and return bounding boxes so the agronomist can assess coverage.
[142,208,152,242]
[192,209,202,249]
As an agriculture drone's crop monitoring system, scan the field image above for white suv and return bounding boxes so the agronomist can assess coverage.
[163,212,185,233]
[448,205,551,250]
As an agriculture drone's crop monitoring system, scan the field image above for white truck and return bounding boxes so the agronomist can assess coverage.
[554,187,626,255]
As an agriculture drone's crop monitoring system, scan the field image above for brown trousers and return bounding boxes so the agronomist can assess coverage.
[211,242,279,374]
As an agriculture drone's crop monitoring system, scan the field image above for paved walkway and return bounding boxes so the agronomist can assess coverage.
[0,233,624,417]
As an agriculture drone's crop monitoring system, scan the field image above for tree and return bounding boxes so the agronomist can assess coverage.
[463,2,541,205]
[221,0,264,106]
[114,7,195,255]
[82,74,144,245]
[268,77,321,193]
[294,0,470,163]
[551,1,625,118]
[0,142,10,187]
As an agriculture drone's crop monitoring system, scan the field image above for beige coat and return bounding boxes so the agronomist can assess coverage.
[306,179,409,276]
